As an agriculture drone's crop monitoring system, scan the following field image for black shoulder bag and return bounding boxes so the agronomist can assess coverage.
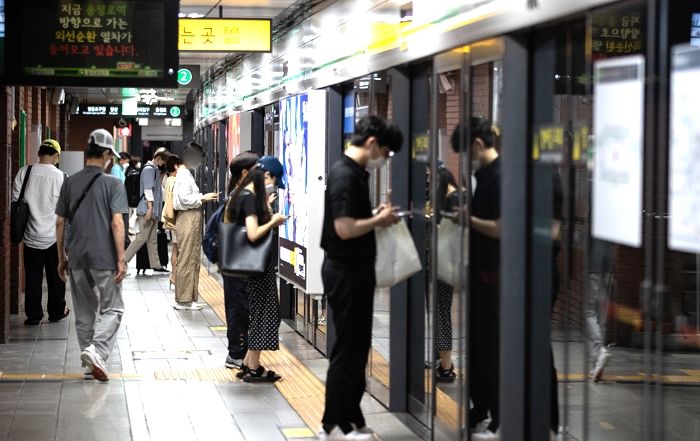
[218,196,273,278]
[69,173,102,223]
[11,166,33,244]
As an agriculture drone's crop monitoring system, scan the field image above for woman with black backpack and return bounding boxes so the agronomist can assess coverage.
[224,164,287,382]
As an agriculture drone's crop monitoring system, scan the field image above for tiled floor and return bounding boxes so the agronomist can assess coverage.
[0,266,417,441]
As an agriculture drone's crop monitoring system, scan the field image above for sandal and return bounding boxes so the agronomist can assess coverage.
[242,365,281,383]
[236,365,249,379]
[436,364,456,383]
[49,308,70,323]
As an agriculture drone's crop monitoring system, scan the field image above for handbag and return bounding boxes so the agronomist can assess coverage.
[437,219,465,287]
[375,219,422,288]
[11,166,32,244]
[162,179,177,226]
[218,221,273,278]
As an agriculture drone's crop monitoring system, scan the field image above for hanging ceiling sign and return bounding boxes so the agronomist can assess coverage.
[74,103,183,118]
[178,18,272,52]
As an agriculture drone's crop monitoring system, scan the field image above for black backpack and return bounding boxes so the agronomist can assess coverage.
[125,164,157,208]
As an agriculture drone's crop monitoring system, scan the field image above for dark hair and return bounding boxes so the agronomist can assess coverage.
[154,147,170,161]
[38,146,59,157]
[120,152,131,160]
[165,154,182,174]
[450,118,500,153]
[226,166,271,226]
[86,146,108,159]
[228,152,259,194]
[351,115,403,152]
[437,166,458,206]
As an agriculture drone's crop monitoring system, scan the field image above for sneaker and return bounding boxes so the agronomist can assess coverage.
[225,356,243,369]
[591,349,611,382]
[173,302,203,311]
[80,345,109,382]
[472,429,500,441]
[472,418,491,434]
[153,267,169,274]
[83,365,93,380]
[317,426,373,441]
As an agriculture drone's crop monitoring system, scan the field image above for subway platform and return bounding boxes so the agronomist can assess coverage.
[0,263,418,441]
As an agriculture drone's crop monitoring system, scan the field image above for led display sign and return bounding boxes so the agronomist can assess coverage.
[6,0,178,86]
[178,18,272,52]
[74,104,183,118]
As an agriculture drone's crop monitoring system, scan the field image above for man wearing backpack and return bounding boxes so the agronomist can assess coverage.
[123,149,170,272]
[12,139,67,326]
[55,129,129,382]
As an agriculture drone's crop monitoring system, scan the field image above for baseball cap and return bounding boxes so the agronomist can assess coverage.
[40,139,61,155]
[257,156,286,189]
[88,129,120,157]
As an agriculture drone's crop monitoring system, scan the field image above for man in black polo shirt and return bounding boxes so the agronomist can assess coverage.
[319,115,403,441]
[464,117,502,441]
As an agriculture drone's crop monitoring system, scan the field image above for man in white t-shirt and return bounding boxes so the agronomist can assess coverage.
[12,139,68,325]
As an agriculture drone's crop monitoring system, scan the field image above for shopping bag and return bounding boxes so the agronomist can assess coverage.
[437,219,464,287]
[375,219,422,288]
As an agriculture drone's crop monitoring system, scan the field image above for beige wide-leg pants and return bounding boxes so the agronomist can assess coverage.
[175,209,202,303]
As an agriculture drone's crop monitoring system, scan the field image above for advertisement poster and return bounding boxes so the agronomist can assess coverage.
[279,94,309,289]
[227,113,240,165]
[278,91,326,293]
[592,55,644,248]
[668,45,700,253]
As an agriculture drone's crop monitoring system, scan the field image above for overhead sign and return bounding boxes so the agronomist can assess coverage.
[177,64,200,88]
[74,104,183,118]
[592,56,645,248]
[7,0,178,86]
[178,18,272,52]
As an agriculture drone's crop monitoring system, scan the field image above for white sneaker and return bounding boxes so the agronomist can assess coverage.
[83,365,93,380]
[472,429,500,441]
[80,345,109,382]
[317,426,373,441]
[173,302,203,311]
[591,349,611,382]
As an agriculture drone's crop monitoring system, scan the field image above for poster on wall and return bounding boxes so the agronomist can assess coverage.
[592,55,644,248]
[227,113,240,166]
[278,91,327,293]
[668,45,700,253]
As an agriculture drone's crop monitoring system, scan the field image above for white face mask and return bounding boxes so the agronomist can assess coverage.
[367,156,387,170]
[266,184,276,195]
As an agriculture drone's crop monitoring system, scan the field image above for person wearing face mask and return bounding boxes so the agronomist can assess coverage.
[12,139,68,325]
[318,115,402,441]
[257,156,286,265]
[172,142,219,310]
[123,148,170,273]
[55,129,129,381]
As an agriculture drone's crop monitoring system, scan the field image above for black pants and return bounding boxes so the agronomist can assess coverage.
[469,271,499,432]
[322,257,375,432]
[223,276,249,359]
[23,243,66,321]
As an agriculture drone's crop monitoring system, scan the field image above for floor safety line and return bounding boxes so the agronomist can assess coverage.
[198,267,327,435]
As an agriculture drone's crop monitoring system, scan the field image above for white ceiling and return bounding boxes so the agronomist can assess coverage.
[68,0,300,105]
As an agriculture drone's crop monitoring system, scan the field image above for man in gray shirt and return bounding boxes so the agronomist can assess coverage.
[123,148,169,272]
[56,129,129,382]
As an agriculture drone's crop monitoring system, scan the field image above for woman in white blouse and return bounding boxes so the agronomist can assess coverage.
[172,142,218,310]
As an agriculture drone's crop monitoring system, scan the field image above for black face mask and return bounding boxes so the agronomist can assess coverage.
[158,165,166,173]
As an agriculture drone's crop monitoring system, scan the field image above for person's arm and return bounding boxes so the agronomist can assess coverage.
[470,216,501,239]
[245,213,286,242]
[11,168,25,203]
[174,174,204,209]
[111,213,126,283]
[56,215,68,282]
[334,205,399,240]
[142,166,156,219]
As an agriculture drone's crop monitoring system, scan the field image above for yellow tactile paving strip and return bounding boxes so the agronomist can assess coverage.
[198,267,326,433]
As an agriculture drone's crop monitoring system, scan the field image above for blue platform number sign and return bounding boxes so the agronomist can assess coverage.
[169,106,181,117]
[177,68,193,86]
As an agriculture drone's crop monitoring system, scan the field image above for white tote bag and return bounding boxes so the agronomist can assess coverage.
[437,219,464,287]
[375,220,422,288]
